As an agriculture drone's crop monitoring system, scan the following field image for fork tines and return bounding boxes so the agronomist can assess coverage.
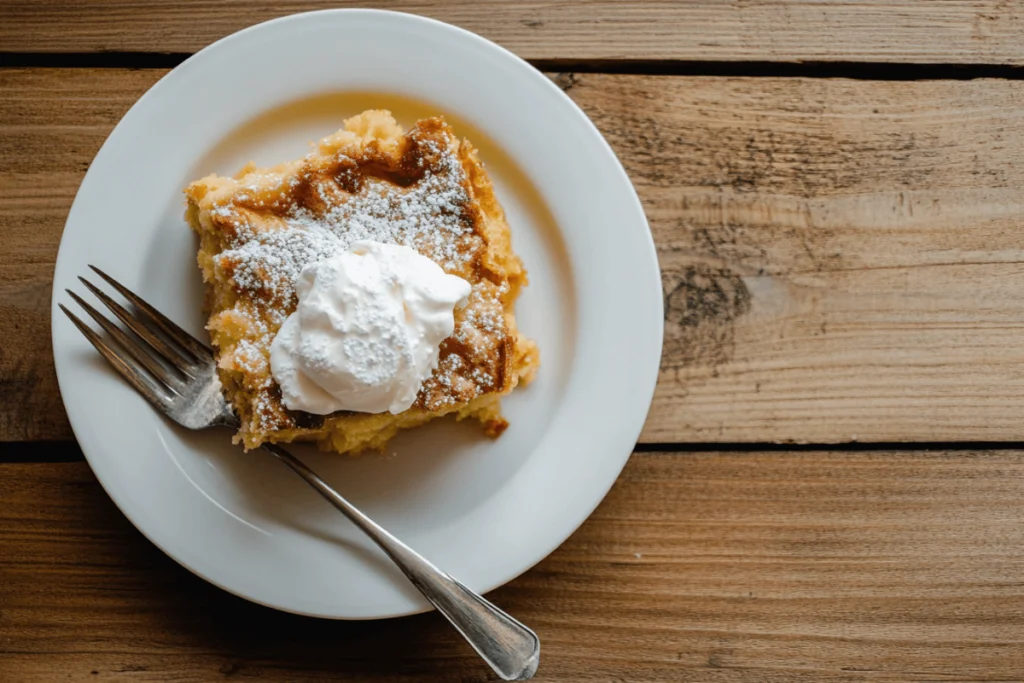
[60,266,212,408]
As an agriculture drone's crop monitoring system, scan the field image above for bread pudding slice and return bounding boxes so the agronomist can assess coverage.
[185,110,537,453]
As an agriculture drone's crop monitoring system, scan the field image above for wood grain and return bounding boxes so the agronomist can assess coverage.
[2,1,1024,65]
[5,69,1024,443]
[591,75,1024,443]
[3,450,1024,681]
[0,69,164,441]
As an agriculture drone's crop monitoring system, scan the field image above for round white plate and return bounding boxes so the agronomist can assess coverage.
[51,9,662,619]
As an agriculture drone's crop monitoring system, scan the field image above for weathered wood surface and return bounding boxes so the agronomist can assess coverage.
[4,69,1024,443]
[2,0,1024,65]
[4,450,1024,681]
[0,69,164,441]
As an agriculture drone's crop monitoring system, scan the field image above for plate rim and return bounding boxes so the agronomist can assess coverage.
[51,8,664,619]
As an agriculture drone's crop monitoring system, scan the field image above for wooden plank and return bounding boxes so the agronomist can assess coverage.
[3,450,1024,680]
[2,1,1024,65]
[5,69,1024,443]
[0,69,164,441]
[596,75,1024,443]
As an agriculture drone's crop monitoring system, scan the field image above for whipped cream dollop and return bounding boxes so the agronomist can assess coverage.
[269,240,471,415]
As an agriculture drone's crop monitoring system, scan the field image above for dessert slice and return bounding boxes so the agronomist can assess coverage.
[185,110,538,453]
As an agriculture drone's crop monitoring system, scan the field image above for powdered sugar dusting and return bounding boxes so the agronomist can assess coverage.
[215,139,472,308]
[217,224,342,303]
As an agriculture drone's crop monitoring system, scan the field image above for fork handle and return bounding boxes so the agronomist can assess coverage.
[261,443,540,681]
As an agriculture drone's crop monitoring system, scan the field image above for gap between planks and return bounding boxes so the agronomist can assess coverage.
[5,52,1024,80]
[9,441,1024,465]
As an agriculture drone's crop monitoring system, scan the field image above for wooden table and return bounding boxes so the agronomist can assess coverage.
[4,2,1024,680]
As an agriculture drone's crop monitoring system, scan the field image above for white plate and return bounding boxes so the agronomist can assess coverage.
[51,9,662,619]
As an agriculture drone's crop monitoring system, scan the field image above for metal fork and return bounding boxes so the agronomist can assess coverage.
[61,266,539,681]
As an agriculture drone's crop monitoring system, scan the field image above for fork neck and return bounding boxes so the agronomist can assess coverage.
[216,411,242,430]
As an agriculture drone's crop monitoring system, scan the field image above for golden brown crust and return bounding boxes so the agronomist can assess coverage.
[185,110,537,453]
